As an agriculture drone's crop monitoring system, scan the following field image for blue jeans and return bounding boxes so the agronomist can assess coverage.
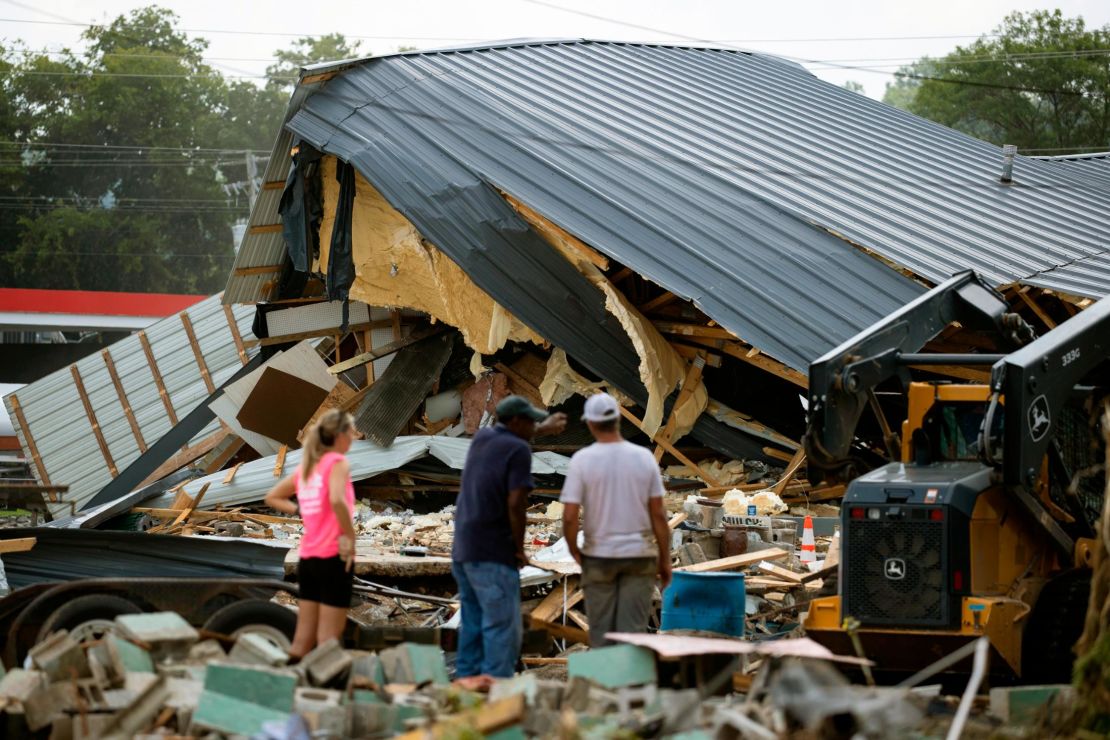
[452,561,521,678]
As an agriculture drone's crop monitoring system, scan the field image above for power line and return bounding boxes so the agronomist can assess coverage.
[0,141,270,153]
[0,248,234,259]
[3,69,294,80]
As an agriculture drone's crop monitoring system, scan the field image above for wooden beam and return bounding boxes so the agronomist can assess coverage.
[8,394,51,486]
[202,437,245,474]
[675,548,787,573]
[167,482,210,528]
[673,343,721,367]
[180,313,215,394]
[134,508,300,526]
[503,192,611,271]
[274,445,288,478]
[653,352,707,463]
[262,180,285,191]
[0,537,36,554]
[618,406,721,487]
[653,320,736,340]
[71,365,118,476]
[138,330,178,425]
[526,615,589,645]
[234,265,284,278]
[771,449,806,497]
[328,326,446,375]
[680,335,808,388]
[223,461,244,484]
[1017,289,1058,330]
[531,577,584,622]
[246,224,283,235]
[639,291,680,313]
[608,267,634,284]
[101,349,147,453]
[300,70,338,85]
[223,305,249,365]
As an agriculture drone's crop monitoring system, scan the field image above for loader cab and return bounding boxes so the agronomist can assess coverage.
[901,382,1001,465]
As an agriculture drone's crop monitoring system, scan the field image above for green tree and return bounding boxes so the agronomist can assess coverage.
[265,33,363,90]
[891,10,1110,150]
[842,80,865,95]
[0,6,282,293]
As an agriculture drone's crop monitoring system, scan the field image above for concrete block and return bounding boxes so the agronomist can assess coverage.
[188,639,226,663]
[489,673,539,705]
[108,635,154,675]
[300,638,352,687]
[0,668,47,702]
[350,688,385,705]
[229,632,289,667]
[192,663,297,736]
[163,676,204,711]
[990,684,1075,724]
[378,643,449,685]
[115,612,198,661]
[567,644,657,689]
[294,687,346,736]
[29,630,90,682]
[96,674,171,740]
[347,702,396,737]
[22,682,71,731]
[346,650,386,691]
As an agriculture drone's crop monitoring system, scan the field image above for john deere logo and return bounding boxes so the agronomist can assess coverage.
[884,558,906,580]
[1028,395,1051,442]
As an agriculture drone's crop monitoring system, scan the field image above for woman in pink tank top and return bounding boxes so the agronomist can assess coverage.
[264,409,358,658]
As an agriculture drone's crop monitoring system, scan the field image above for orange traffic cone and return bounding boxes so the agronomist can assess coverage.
[800,515,816,564]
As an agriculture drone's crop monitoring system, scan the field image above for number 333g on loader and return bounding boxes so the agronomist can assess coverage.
[802,271,1108,683]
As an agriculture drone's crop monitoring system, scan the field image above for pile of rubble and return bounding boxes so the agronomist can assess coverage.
[0,610,1072,739]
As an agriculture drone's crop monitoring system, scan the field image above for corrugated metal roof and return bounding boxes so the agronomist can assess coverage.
[290,41,1109,300]
[2,295,256,514]
[144,435,571,510]
[1036,152,1110,186]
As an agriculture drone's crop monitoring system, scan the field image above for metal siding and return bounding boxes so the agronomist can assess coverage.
[1,295,257,514]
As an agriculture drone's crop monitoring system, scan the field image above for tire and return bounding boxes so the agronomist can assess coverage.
[203,599,297,650]
[37,594,142,643]
[1022,569,1092,683]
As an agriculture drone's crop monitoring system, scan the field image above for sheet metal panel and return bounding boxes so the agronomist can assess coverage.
[292,41,1107,312]
[1,295,256,514]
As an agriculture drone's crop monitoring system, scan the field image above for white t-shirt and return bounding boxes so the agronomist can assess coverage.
[559,440,665,558]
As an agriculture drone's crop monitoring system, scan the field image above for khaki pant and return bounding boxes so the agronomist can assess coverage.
[580,555,657,649]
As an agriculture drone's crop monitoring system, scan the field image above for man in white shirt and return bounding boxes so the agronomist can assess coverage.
[560,392,672,648]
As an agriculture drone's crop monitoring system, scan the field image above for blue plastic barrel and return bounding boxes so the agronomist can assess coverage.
[660,571,746,636]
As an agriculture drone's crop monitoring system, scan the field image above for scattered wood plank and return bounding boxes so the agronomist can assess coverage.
[527,615,589,645]
[249,319,397,348]
[274,445,288,478]
[531,577,584,622]
[1016,289,1057,330]
[137,429,230,489]
[674,548,787,573]
[133,508,300,526]
[521,657,568,666]
[566,610,590,631]
[222,462,244,484]
[0,537,36,554]
[757,561,805,583]
[7,394,51,486]
[782,484,846,504]
[166,483,211,529]
[667,512,688,530]
[771,449,806,497]
[618,406,721,487]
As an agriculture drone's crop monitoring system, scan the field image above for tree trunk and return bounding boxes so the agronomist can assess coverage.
[1073,401,1110,733]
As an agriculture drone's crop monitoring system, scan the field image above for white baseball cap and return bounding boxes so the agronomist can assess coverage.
[582,392,620,422]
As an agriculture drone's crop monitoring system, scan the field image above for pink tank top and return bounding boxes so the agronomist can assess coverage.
[296,451,355,559]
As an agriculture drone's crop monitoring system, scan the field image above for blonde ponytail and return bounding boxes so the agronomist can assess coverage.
[300,409,355,482]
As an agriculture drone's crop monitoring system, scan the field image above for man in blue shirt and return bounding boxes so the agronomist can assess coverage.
[452,395,566,680]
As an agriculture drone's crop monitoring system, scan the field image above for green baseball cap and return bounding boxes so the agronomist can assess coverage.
[495,395,548,422]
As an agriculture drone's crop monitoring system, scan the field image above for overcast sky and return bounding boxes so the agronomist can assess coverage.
[4,0,1110,99]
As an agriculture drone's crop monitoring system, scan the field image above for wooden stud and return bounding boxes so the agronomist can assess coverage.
[673,343,721,367]
[274,445,288,478]
[639,291,679,313]
[233,265,283,278]
[681,335,809,388]
[608,267,634,284]
[246,224,283,235]
[531,577,584,622]
[139,331,178,425]
[223,461,245,485]
[262,180,285,191]
[70,365,118,476]
[653,321,736,340]
[223,305,249,365]
[1016,289,1057,330]
[675,548,787,573]
[180,313,215,394]
[771,449,806,497]
[300,70,338,85]
[0,538,36,554]
[391,310,402,341]
[167,483,211,529]
[329,327,445,375]
[203,437,245,474]
[137,429,229,489]
[101,349,147,453]
[762,446,796,463]
[618,406,721,487]
[8,394,51,486]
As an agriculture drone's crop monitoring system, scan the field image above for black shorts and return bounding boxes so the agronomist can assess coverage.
[297,556,354,608]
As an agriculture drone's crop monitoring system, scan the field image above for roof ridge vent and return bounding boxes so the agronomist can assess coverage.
[1000,144,1017,184]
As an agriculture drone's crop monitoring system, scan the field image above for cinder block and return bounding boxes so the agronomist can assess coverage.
[188,639,226,663]
[990,684,1075,724]
[300,638,352,687]
[489,673,539,705]
[22,682,72,731]
[567,644,657,689]
[229,633,289,667]
[378,643,449,685]
[29,631,90,682]
[346,650,386,691]
[115,612,198,661]
[192,664,296,736]
[0,668,47,703]
[295,687,346,736]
